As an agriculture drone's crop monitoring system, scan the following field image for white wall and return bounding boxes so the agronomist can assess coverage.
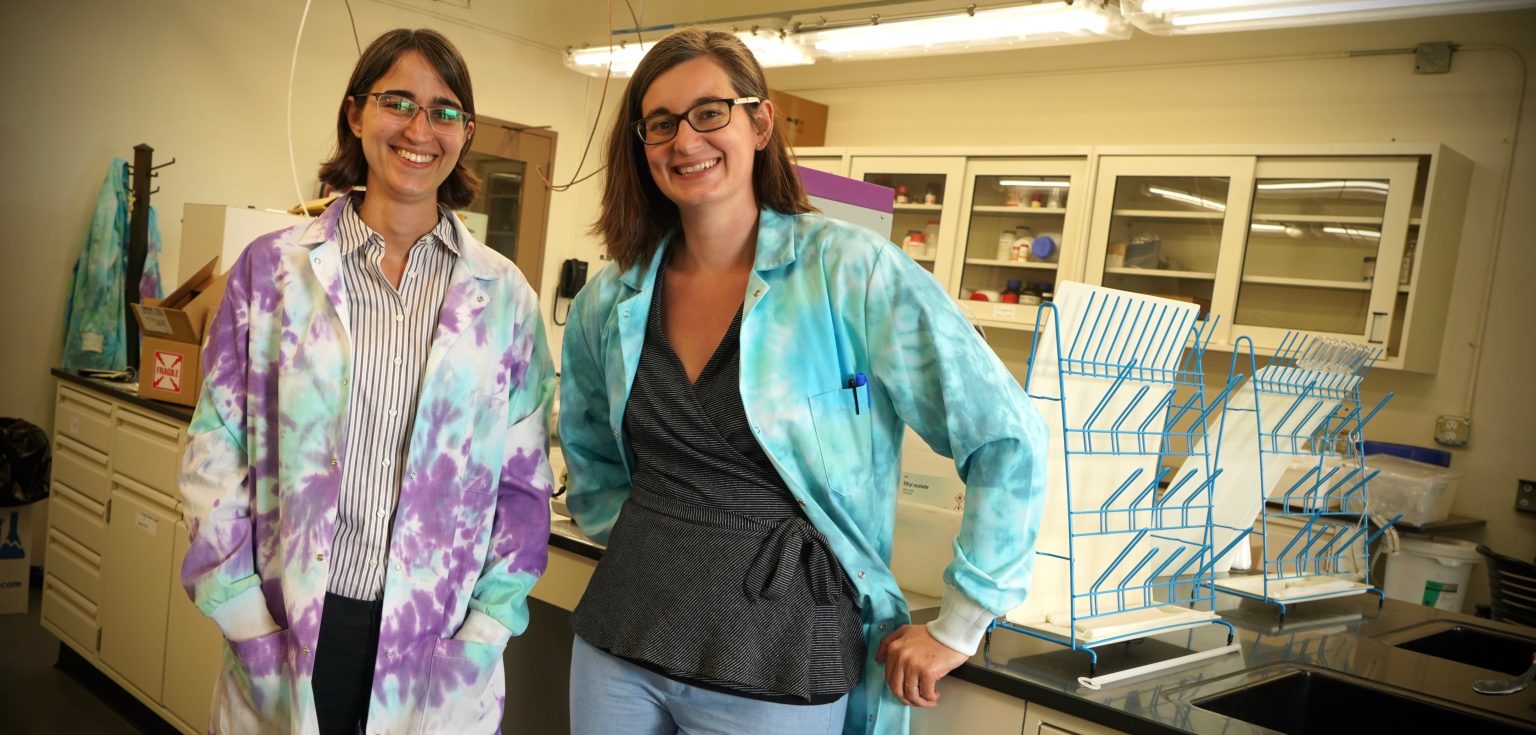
[0,0,608,431]
[771,10,1536,607]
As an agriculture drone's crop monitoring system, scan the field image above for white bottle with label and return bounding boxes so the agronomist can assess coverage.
[997,230,1016,261]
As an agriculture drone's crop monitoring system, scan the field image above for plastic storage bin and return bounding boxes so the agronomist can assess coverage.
[1383,537,1482,612]
[1366,454,1462,526]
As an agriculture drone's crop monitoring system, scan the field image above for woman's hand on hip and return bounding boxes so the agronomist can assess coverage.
[875,624,968,708]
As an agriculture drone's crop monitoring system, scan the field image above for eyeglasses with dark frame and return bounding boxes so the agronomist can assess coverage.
[633,96,761,145]
[355,92,473,135]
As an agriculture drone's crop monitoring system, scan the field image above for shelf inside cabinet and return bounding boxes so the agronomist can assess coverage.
[1112,209,1224,221]
[1104,267,1216,280]
[1250,213,1385,225]
[894,203,943,212]
[964,258,1058,270]
[971,205,1069,215]
[1240,276,1372,291]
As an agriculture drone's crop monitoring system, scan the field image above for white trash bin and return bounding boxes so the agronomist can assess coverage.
[1383,537,1482,612]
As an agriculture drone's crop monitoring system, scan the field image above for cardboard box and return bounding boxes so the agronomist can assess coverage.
[0,503,36,615]
[769,90,828,147]
[131,258,227,406]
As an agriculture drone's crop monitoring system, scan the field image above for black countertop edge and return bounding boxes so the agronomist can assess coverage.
[549,531,604,562]
[52,368,195,422]
[949,658,1184,735]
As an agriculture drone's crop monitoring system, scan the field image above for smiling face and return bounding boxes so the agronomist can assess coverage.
[345,49,474,210]
[639,56,772,219]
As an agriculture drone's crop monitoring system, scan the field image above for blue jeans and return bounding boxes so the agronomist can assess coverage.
[570,636,849,735]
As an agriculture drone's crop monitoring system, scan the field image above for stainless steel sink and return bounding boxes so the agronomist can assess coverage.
[1380,621,1536,675]
[1191,667,1533,734]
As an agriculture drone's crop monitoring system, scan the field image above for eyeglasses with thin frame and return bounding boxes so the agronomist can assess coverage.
[633,97,761,145]
[355,92,473,135]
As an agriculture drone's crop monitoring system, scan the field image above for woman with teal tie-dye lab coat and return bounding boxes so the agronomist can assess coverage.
[559,29,1048,735]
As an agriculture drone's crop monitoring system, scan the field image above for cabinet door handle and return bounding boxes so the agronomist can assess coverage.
[1367,311,1388,344]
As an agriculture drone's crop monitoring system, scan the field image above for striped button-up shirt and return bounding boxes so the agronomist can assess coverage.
[329,199,459,600]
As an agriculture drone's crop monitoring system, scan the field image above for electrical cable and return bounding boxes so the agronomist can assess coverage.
[343,0,362,56]
[540,0,646,193]
[288,0,317,218]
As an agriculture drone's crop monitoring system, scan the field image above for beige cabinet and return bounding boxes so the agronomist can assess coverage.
[911,675,1027,734]
[1023,702,1126,735]
[43,379,221,735]
[163,520,223,733]
[99,480,177,700]
[798,145,1469,372]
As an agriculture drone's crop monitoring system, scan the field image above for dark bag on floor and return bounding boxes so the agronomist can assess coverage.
[0,418,50,507]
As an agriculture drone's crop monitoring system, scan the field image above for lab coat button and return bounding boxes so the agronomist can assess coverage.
[753,289,762,298]
[622,310,631,318]
[315,553,325,562]
[879,623,887,631]
[477,296,485,303]
[300,646,311,655]
[858,571,866,579]
[330,458,338,466]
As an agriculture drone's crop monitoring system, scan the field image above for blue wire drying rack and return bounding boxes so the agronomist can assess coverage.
[986,285,1241,685]
[1204,333,1399,620]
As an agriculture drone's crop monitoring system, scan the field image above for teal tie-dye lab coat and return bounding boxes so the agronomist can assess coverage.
[559,208,1048,734]
[179,195,556,734]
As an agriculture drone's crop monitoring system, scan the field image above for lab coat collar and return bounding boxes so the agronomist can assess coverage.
[616,207,800,293]
[300,191,495,282]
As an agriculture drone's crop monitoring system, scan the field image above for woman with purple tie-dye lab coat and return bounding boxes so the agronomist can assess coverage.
[178,29,555,734]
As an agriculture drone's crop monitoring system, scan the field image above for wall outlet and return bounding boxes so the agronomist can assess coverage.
[1434,415,1470,447]
[1518,479,1536,515]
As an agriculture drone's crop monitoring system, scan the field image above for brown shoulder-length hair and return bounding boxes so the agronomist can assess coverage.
[593,28,812,270]
[317,28,480,209]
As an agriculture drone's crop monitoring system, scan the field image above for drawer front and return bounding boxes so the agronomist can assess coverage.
[53,435,111,506]
[113,407,184,497]
[56,385,114,453]
[45,532,102,604]
[49,483,107,555]
[42,577,99,654]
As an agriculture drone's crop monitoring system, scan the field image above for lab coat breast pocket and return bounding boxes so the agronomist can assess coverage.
[806,385,875,498]
[463,391,511,499]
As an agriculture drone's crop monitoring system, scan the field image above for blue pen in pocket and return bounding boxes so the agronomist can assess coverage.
[846,372,868,415]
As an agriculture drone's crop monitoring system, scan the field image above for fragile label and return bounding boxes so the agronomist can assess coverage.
[993,304,1019,321]
[152,351,184,394]
[135,510,158,536]
[81,332,105,353]
[138,306,173,335]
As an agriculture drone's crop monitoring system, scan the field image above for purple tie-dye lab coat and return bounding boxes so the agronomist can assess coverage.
[179,194,555,734]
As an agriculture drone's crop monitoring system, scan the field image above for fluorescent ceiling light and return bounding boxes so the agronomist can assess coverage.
[565,27,813,78]
[1124,0,1536,35]
[793,1,1129,60]
[1147,185,1228,211]
[565,40,654,77]
[1249,222,1290,232]
[999,179,1072,187]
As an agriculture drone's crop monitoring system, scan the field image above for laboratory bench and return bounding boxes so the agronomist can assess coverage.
[537,516,1536,735]
[39,371,1536,735]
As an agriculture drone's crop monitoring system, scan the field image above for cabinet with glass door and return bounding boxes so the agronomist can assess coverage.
[950,158,1089,329]
[1230,157,1418,352]
[1083,156,1254,343]
[848,157,967,287]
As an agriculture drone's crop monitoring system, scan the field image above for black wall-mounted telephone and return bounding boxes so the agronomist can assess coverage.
[554,258,588,325]
[558,258,588,298]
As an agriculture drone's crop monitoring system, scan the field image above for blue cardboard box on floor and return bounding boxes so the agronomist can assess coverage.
[0,504,33,614]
